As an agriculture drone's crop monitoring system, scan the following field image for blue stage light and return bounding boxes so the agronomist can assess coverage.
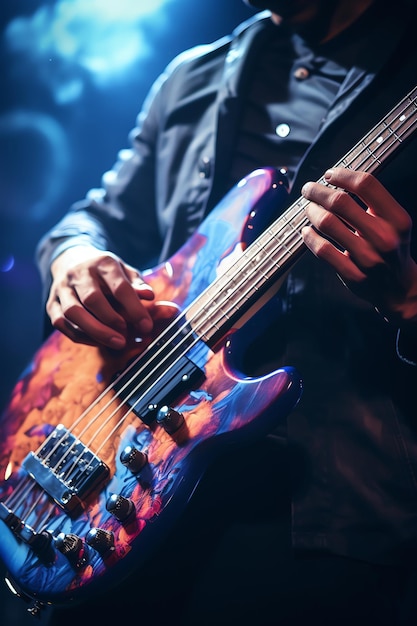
[4,0,178,102]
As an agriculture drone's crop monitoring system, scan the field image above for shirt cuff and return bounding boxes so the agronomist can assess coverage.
[49,236,106,264]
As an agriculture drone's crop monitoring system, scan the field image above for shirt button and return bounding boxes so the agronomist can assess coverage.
[275,123,291,138]
[294,66,310,80]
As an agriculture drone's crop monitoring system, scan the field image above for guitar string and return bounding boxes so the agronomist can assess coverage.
[6,89,417,527]
[8,90,417,526]
[8,89,417,523]
[52,90,417,479]
[4,476,58,531]
[31,107,417,527]
[17,123,417,529]
[63,94,417,462]
[57,88,416,458]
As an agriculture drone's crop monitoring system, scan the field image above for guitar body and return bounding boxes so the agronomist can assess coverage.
[0,169,302,607]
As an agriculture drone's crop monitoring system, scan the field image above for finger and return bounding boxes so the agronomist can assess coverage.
[303,200,384,273]
[92,258,155,333]
[301,225,366,284]
[302,178,403,257]
[47,290,127,349]
[128,271,155,300]
[321,168,412,233]
[59,267,128,333]
[52,316,97,347]
[302,178,372,235]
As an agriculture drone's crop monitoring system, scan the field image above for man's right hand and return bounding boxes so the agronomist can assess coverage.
[47,246,156,349]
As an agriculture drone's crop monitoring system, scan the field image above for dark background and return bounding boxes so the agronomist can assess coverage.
[0,1,256,623]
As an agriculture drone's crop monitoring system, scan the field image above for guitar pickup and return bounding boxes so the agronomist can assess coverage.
[22,425,109,514]
[114,354,205,425]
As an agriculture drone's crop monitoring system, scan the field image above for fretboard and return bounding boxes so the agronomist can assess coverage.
[188,85,417,349]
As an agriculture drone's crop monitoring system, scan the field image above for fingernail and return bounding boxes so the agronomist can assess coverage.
[324,169,334,181]
[301,182,311,196]
[133,278,153,291]
[138,283,154,292]
[110,336,126,349]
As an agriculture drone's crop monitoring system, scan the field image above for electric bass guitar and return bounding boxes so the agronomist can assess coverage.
[0,85,416,615]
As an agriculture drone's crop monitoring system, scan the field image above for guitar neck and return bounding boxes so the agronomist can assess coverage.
[187,85,417,350]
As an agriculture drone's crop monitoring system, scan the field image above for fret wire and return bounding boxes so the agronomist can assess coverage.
[344,116,417,174]
[194,88,417,339]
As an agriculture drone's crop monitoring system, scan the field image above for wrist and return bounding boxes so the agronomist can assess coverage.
[51,243,105,277]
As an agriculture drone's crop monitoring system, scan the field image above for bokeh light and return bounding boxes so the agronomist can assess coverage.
[4,0,179,102]
[0,1,255,621]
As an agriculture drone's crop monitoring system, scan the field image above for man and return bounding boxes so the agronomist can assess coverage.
[36,0,417,623]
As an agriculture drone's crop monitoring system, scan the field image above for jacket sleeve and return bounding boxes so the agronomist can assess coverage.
[35,11,267,303]
[35,65,173,302]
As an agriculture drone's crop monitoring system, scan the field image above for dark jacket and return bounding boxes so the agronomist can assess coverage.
[37,4,417,565]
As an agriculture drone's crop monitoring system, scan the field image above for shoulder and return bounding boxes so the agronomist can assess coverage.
[163,10,272,79]
[135,11,274,128]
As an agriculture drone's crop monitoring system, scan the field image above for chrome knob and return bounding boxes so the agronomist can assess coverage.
[56,532,87,568]
[27,530,55,565]
[120,445,148,474]
[85,528,114,555]
[106,493,135,522]
[156,405,184,434]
